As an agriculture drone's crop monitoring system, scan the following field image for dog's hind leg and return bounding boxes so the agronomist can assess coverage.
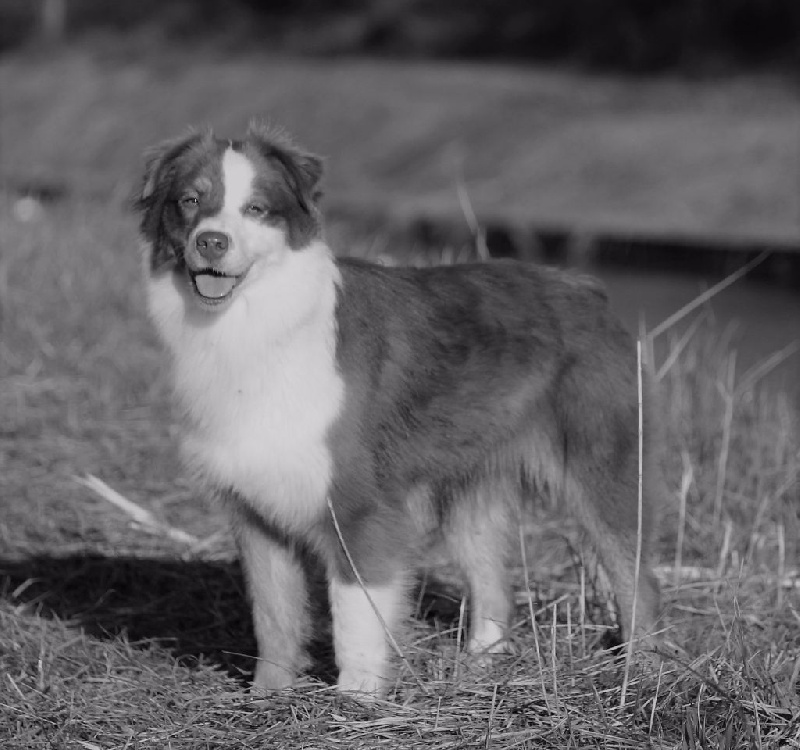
[563,456,662,650]
[444,477,520,654]
[546,358,665,653]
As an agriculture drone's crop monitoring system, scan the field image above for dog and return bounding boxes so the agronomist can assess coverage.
[135,123,666,696]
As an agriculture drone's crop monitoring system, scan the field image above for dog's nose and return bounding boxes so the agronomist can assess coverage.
[195,231,230,261]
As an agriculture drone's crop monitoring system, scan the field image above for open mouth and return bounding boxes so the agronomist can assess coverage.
[188,268,247,304]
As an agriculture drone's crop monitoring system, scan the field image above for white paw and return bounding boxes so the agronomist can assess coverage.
[252,660,298,693]
[336,667,385,699]
[467,620,510,655]
[468,637,512,655]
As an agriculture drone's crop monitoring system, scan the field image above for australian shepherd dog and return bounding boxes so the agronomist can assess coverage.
[135,123,666,697]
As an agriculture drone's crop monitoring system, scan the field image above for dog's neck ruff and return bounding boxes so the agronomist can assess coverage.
[146,240,344,528]
[148,239,341,421]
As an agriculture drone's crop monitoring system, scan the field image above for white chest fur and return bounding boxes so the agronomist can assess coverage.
[147,244,344,529]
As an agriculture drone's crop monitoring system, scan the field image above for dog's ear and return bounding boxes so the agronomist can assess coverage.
[246,122,324,212]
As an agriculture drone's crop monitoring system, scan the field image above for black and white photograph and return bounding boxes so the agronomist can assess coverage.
[1,1,798,747]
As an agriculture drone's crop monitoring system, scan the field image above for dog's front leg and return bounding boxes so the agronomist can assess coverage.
[329,573,406,697]
[228,500,311,692]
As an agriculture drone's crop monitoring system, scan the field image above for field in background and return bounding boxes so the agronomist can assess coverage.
[1,46,799,748]
[2,47,798,242]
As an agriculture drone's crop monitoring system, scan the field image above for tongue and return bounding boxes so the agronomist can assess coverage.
[195,273,237,299]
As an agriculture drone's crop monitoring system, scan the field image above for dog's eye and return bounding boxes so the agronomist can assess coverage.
[180,196,199,208]
[245,204,268,217]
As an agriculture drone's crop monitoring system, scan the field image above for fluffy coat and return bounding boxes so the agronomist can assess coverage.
[135,124,666,696]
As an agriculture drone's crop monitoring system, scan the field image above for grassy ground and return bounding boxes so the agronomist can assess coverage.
[1,46,798,242]
[1,46,799,748]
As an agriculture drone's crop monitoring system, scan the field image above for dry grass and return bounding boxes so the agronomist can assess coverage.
[1,191,798,748]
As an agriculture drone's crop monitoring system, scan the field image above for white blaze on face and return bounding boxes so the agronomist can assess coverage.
[221,148,256,215]
[190,147,260,300]
[192,146,289,275]
[196,147,253,299]
[189,146,288,285]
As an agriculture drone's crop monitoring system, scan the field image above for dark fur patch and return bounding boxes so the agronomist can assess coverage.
[242,124,324,250]
[135,131,226,270]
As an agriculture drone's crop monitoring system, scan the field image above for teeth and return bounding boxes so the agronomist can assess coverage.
[194,273,237,299]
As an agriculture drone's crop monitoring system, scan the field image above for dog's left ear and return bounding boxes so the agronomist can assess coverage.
[246,122,324,212]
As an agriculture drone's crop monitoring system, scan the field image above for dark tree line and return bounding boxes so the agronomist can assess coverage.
[3,0,799,72]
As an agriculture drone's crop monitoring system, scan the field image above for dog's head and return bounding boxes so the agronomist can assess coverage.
[134,123,324,311]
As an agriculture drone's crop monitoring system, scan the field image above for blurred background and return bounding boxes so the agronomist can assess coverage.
[2,0,799,393]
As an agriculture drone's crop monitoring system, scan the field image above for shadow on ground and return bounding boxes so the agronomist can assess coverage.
[0,554,467,685]
[0,554,264,681]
